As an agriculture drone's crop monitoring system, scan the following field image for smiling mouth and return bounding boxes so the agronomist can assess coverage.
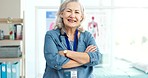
[68,19,77,23]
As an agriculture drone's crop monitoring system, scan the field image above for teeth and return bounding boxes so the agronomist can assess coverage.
[68,19,76,23]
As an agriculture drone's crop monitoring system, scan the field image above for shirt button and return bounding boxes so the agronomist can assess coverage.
[54,65,57,68]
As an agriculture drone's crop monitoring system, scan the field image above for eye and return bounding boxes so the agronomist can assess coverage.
[66,10,71,12]
[75,11,80,14]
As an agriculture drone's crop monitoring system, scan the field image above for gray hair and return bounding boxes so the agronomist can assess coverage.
[54,0,85,29]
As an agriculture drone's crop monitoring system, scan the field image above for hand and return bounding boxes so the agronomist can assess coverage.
[59,51,65,56]
[85,45,97,53]
[78,26,85,32]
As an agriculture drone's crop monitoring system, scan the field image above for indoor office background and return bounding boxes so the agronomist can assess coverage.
[0,0,148,78]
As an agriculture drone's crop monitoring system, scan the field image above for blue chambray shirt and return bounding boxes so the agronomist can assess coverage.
[43,28,101,78]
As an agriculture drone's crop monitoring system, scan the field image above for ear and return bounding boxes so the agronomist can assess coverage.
[60,12,63,18]
[80,15,84,22]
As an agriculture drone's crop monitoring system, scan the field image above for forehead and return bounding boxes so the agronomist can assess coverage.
[65,2,81,11]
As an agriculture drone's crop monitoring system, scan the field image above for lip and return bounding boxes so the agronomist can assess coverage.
[67,19,77,23]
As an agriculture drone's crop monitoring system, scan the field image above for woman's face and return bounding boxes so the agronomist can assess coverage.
[60,2,83,28]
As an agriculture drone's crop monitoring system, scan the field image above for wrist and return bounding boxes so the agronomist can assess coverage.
[64,50,67,57]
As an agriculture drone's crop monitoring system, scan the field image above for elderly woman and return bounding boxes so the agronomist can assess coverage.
[43,0,101,78]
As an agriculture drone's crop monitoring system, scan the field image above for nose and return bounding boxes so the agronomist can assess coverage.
[69,12,75,18]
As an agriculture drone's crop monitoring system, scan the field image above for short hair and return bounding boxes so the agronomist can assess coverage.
[54,0,85,29]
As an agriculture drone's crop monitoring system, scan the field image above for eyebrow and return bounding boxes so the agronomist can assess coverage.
[66,8,80,12]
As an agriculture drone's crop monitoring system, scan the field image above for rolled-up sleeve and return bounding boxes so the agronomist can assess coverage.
[84,50,101,66]
[83,31,102,66]
[44,31,70,70]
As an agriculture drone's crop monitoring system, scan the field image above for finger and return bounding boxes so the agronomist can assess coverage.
[85,45,92,52]
[59,51,64,56]
[85,45,95,52]
[89,47,97,52]
[88,46,96,52]
[85,45,96,52]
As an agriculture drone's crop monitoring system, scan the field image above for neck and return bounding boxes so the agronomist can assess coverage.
[65,27,76,35]
[65,27,77,41]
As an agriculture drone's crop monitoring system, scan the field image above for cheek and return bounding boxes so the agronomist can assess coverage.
[77,15,83,21]
[77,17,82,22]
[63,12,70,17]
[62,18,67,24]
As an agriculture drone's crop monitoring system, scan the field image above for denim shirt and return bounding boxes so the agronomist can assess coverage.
[43,28,101,78]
